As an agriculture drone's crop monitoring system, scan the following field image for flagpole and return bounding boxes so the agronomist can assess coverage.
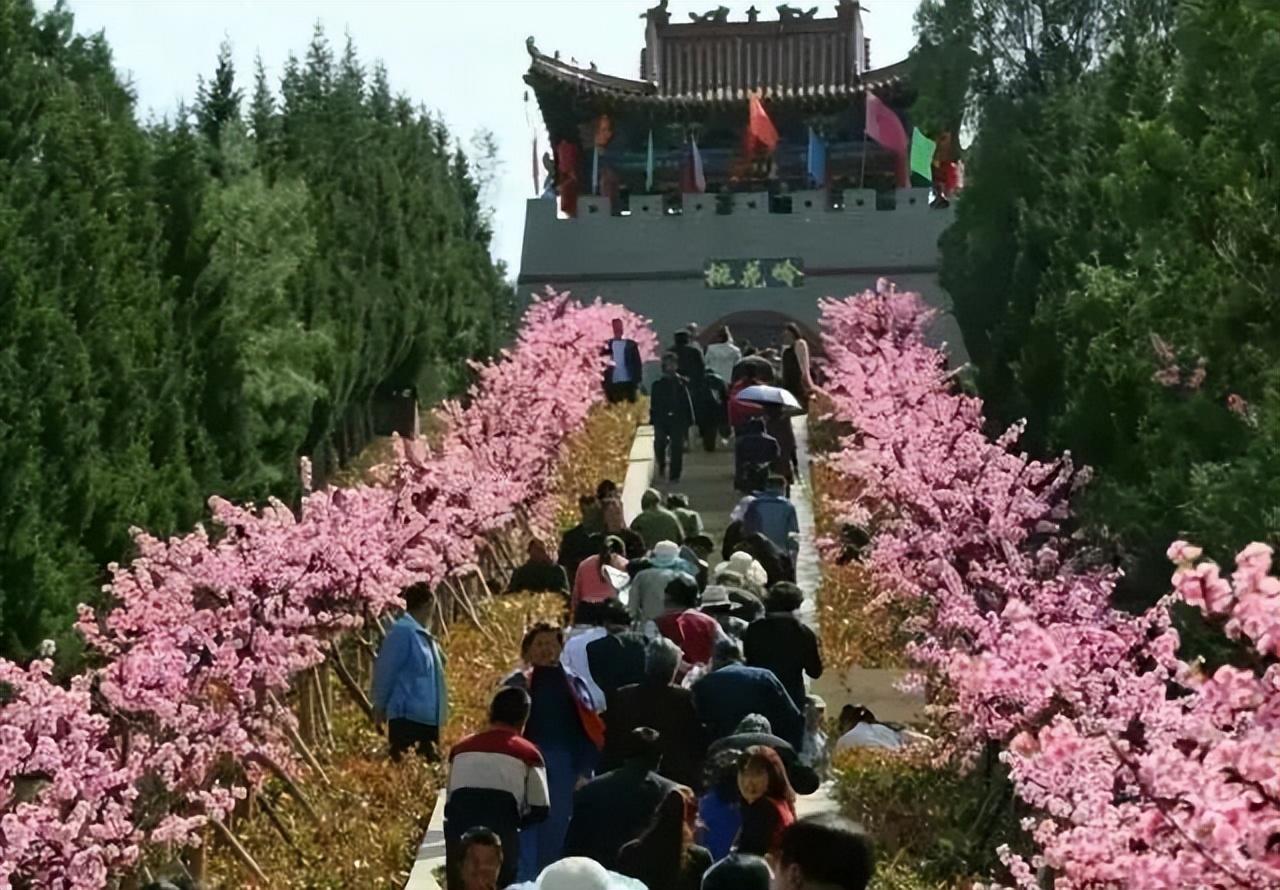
[859,126,869,190]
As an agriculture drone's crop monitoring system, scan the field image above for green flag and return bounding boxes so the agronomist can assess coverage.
[910,127,936,182]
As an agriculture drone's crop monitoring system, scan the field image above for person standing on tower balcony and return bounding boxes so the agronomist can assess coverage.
[604,319,643,404]
[781,323,814,413]
[649,353,695,483]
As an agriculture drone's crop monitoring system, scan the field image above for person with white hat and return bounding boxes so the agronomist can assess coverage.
[712,550,769,593]
[507,856,645,890]
[628,541,693,630]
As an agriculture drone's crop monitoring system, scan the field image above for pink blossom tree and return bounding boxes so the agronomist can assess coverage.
[816,285,1280,888]
[2,292,655,883]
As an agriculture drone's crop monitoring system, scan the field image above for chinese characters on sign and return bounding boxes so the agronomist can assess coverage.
[703,257,805,289]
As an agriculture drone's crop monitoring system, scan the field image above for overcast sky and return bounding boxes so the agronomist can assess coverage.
[55,0,923,275]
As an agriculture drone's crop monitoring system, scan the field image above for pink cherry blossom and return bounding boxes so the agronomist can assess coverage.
[816,286,1280,888]
[4,292,656,886]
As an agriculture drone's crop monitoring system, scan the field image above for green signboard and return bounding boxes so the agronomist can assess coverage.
[703,257,805,289]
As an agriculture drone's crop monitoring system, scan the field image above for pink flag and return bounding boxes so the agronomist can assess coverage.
[865,93,909,187]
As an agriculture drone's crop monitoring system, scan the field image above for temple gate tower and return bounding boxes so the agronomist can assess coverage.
[519,1,964,359]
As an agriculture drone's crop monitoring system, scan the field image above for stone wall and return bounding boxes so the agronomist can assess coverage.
[518,187,966,362]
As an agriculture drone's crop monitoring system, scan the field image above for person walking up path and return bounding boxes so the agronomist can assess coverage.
[629,489,684,550]
[603,319,643,403]
[648,353,695,483]
[743,582,823,711]
[562,728,677,870]
[504,624,604,879]
[444,687,549,889]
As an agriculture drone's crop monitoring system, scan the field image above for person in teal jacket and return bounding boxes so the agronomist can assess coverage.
[372,582,449,761]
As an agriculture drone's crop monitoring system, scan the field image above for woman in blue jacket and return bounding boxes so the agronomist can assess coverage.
[371,583,448,761]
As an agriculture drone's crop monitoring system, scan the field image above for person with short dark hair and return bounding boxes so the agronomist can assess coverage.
[586,599,648,711]
[602,638,707,790]
[563,727,679,870]
[672,329,705,380]
[692,640,804,749]
[742,476,800,566]
[734,417,780,494]
[559,494,605,580]
[773,813,876,890]
[456,827,504,890]
[601,497,648,560]
[631,488,686,550]
[665,493,703,538]
[445,688,547,889]
[371,582,448,761]
[734,745,796,861]
[508,538,570,596]
[604,319,643,403]
[504,624,605,878]
[655,574,726,669]
[763,403,798,483]
[649,354,696,483]
[700,852,772,890]
[743,582,822,711]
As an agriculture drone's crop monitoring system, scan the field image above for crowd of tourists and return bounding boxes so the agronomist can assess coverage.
[366,321,905,889]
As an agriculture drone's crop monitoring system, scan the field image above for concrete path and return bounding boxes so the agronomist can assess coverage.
[652,419,839,816]
[406,418,920,888]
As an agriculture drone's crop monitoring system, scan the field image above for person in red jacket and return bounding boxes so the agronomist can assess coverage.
[655,575,727,671]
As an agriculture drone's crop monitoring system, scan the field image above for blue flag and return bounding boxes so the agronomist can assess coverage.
[806,128,827,187]
[645,130,654,192]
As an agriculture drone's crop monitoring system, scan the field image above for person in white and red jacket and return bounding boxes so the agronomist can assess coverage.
[445,687,549,889]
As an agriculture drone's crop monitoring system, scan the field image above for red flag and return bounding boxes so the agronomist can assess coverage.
[865,93,909,187]
[555,140,580,217]
[747,95,779,154]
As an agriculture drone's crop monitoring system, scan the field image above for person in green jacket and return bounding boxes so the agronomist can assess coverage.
[630,488,685,549]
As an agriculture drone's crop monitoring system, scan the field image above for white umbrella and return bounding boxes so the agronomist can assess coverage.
[735,384,804,415]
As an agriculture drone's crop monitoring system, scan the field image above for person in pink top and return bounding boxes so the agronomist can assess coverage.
[572,535,628,625]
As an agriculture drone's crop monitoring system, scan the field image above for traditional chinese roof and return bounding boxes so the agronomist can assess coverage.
[525,1,913,131]
[526,39,910,108]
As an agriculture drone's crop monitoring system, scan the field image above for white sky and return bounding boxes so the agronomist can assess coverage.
[54,0,923,275]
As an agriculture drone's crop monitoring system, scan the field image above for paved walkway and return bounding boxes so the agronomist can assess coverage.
[406,417,921,888]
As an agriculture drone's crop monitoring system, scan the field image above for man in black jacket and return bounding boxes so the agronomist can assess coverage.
[604,319,643,403]
[562,727,677,870]
[557,494,602,580]
[585,599,647,710]
[650,352,696,482]
[743,582,824,711]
